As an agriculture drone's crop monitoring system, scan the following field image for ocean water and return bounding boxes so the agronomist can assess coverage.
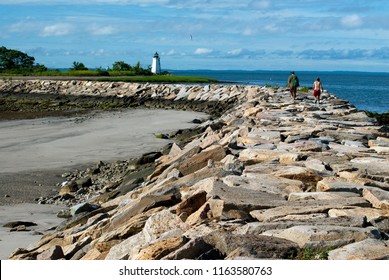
[171,70,389,114]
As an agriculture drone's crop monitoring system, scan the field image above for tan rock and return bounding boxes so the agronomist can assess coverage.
[108,194,179,231]
[288,191,360,201]
[199,134,221,149]
[272,166,323,189]
[328,238,389,260]
[167,143,183,158]
[368,137,389,147]
[80,248,106,260]
[186,199,224,225]
[328,208,389,222]
[207,179,287,213]
[237,136,267,146]
[362,187,389,209]
[36,237,66,253]
[243,107,262,117]
[134,236,187,260]
[317,177,365,193]
[279,153,304,164]
[63,236,92,259]
[337,171,360,180]
[239,149,284,164]
[179,177,217,200]
[36,246,65,260]
[59,180,78,195]
[177,145,226,176]
[176,191,207,221]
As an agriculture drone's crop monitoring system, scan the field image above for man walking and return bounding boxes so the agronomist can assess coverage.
[288,71,299,100]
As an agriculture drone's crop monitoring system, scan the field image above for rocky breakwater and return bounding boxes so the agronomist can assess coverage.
[5,80,389,260]
[0,79,238,117]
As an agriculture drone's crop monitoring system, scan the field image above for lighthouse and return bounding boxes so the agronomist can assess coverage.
[151,52,161,75]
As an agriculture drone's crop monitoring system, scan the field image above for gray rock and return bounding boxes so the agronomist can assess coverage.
[261,225,382,248]
[203,230,298,259]
[105,232,146,260]
[3,221,37,228]
[143,209,189,243]
[250,197,370,222]
[70,202,100,216]
[222,174,303,199]
[37,245,64,260]
[235,216,367,235]
[207,179,287,213]
[162,237,216,260]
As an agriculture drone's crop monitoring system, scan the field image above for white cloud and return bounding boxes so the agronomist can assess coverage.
[162,49,177,56]
[243,28,255,36]
[341,14,363,28]
[41,23,73,37]
[263,24,280,33]
[249,0,271,9]
[227,48,243,56]
[194,48,213,55]
[91,49,106,56]
[88,25,117,35]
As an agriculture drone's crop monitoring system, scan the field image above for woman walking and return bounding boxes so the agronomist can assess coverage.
[313,77,323,104]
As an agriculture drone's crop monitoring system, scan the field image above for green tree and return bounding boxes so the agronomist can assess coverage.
[133,61,152,75]
[0,46,36,70]
[112,61,131,71]
[33,63,48,72]
[133,61,142,75]
[70,61,88,71]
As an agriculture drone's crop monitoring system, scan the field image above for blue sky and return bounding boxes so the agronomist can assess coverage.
[1,0,388,72]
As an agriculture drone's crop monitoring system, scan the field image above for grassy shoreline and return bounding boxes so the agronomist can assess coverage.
[1,72,219,84]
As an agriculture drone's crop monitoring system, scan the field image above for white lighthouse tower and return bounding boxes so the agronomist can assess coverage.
[151,52,161,75]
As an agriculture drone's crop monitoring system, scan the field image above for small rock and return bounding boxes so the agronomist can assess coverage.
[3,221,37,228]
[70,202,100,216]
[10,225,27,232]
[37,246,65,260]
[57,209,72,219]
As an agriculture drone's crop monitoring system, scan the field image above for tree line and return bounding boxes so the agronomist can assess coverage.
[0,46,153,76]
[0,46,47,72]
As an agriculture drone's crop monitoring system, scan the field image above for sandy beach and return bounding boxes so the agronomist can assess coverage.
[0,108,208,259]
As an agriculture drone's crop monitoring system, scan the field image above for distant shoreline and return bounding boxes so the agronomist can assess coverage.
[0,75,219,83]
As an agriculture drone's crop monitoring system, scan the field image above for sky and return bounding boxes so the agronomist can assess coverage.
[1,0,388,72]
